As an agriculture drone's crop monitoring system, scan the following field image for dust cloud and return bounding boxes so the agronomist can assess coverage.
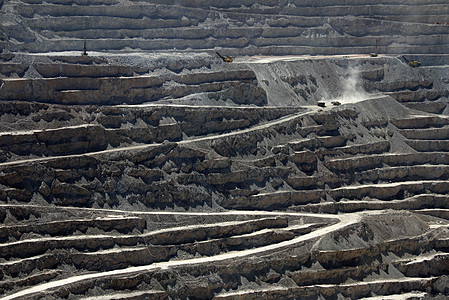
[335,66,370,104]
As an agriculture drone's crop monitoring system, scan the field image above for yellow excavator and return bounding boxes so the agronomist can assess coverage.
[408,60,421,67]
[216,52,233,62]
[402,56,421,67]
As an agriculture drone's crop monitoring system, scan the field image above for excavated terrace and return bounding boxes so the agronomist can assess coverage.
[1,0,449,299]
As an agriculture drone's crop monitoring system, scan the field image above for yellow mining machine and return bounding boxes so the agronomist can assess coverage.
[216,52,233,62]
[408,61,421,67]
[402,56,421,67]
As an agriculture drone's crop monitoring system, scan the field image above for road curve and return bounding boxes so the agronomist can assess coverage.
[2,211,362,300]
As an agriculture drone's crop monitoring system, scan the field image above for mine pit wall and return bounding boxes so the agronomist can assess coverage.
[1,53,448,112]
[247,59,342,106]
[0,55,448,212]
[1,54,449,298]
[2,0,449,56]
[0,1,449,298]
[0,96,441,211]
[246,55,449,113]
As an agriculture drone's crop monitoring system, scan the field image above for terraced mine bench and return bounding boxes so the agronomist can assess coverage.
[1,0,449,298]
[1,0,449,55]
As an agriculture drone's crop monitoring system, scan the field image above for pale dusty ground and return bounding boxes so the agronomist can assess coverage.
[2,210,359,300]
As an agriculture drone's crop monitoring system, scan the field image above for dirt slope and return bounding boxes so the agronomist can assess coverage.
[1,1,449,299]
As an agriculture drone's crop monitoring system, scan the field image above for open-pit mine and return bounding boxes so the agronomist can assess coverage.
[1,0,449,299]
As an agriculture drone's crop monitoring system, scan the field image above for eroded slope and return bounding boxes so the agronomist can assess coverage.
[0,50,449,299]
[1,0,449,54]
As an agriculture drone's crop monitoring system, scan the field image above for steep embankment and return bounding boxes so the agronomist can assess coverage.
[1,0,449,54]
[0,50,449,298]
[247,55,449,111]
[1,0,449,298]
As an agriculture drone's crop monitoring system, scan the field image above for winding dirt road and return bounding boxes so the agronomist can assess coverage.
[2,210,364,300]
[0,105,319,168]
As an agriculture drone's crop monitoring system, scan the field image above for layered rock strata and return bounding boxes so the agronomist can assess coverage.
[1,0,449,55]
[1,0,449,298]
[0,51,448,299]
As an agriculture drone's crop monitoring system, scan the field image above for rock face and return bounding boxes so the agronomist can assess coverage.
[1,1,449,300]
[1,0,449,55]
